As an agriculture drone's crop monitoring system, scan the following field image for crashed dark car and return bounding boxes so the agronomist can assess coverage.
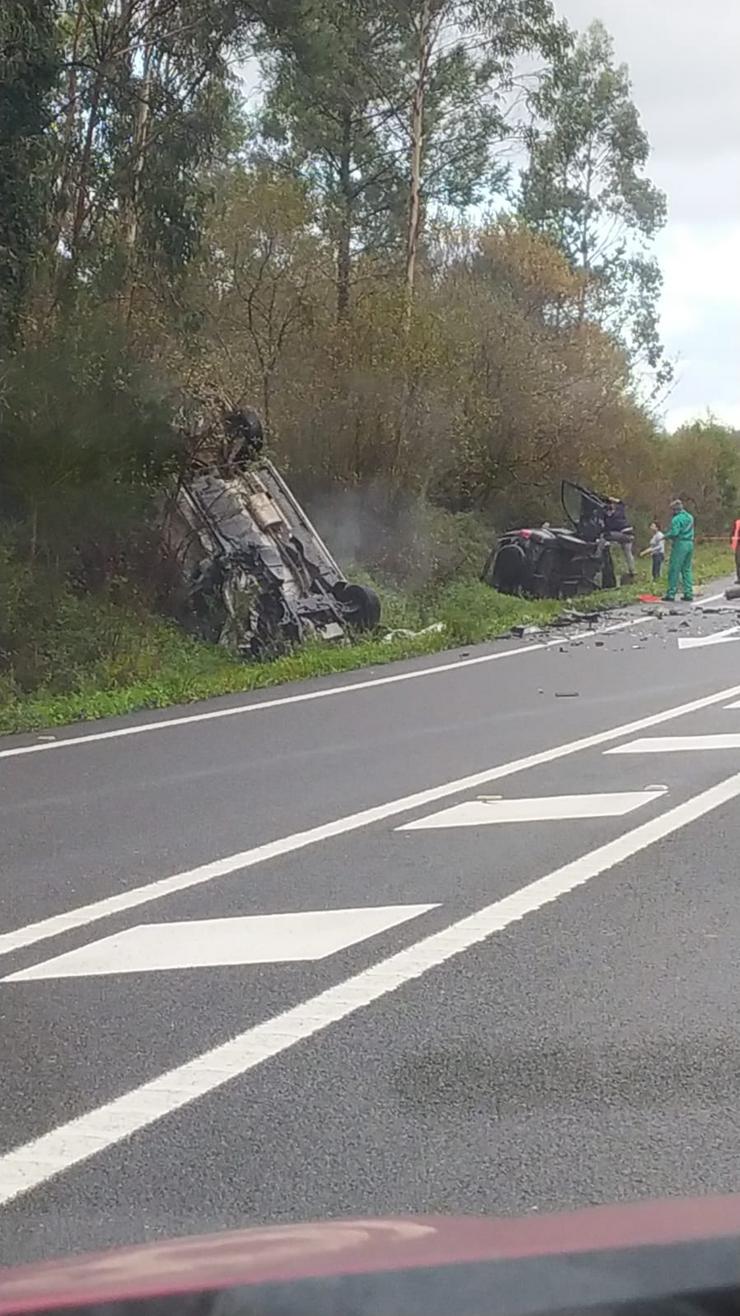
[481,481,618,599]
[162,406,381,659]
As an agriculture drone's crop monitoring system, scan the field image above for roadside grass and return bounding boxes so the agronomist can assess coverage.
[0,542,733,737]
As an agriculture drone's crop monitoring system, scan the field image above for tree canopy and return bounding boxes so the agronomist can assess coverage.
[519,21,669,386]
[2,0,728,603]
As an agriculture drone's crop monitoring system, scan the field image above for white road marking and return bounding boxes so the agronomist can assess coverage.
[398,790,667,830]
[4,906,437,981]
[4,678,740,960]
[678,627,740,650]
[692,592,730,607]
[608,734,740,755]
[2,767,739,1207]
[0,619,645,763]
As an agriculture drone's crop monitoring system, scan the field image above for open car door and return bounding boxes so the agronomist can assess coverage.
[561,479,585,530]
[561,480,607,542]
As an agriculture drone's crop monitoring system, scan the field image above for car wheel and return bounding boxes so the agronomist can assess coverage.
[335,582,382,631]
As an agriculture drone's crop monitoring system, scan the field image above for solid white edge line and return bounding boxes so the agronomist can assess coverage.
[4,676,740,958]
[0,619,646,762]
[3,766,740,1206]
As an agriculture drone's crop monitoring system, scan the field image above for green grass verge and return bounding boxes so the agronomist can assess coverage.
[0,542,733,737]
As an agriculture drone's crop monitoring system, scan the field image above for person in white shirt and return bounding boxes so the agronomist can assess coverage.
[640,521,665,582]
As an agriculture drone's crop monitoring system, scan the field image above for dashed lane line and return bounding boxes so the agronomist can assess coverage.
[3,765,740,1207]
[3,677,740,959]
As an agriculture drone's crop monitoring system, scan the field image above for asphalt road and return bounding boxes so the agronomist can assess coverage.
[2,587,740,1267]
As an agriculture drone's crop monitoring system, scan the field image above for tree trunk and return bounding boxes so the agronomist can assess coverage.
[336,106,353,322]
[121,1,153,256]
[404,0,432,326]
[51,0,85,264]
[262,371,272,440]
[123,61,152,251]
[121,47,153,320]
[577,140,594,324]
[114,0,153,320]
[60,66,104,298]
[29,502,38,564]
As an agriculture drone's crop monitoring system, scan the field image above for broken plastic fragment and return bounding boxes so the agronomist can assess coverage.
[383,622,445,644]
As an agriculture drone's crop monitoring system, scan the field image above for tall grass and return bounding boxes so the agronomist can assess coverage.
[0,542,733,735]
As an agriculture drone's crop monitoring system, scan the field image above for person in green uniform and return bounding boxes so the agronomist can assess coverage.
[663,498,695,602]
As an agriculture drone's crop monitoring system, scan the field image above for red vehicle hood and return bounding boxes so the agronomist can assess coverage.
[3,1197,740,1314]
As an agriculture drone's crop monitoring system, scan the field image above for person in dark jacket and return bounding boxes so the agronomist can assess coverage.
[604,497,636,577]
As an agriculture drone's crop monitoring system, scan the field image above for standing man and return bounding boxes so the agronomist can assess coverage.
[731,518,740,583]
[663,498,695,602]
[604,496,636,577]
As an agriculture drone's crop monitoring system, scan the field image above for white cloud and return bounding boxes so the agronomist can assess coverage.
[554,0,739,418]
[656,223,740,423]
[658,225,740,335]
[665,404,740,434]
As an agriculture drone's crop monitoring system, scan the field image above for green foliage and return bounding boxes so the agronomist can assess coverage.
[190,164,327,430]
[0,316,180,564]
[0,547,222,701]
[0,0,729,739]
[128,76,244,277]
[1,540,733,735]
[255,0,411,315]
[395,0,570,204]
[340,502,493,588]
[0,0,58,347]
[520,20,668,384]
[665,419,740,533]
[255,0,568,315]
[49,0,254,305]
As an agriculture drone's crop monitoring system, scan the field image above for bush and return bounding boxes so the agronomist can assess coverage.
[308,490,493,589]
[0,315,180,571]
[0,543,197,698]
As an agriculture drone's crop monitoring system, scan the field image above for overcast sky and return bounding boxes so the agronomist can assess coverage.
[554,0,739,430]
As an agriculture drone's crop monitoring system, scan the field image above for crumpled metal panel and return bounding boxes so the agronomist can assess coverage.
[163,460,354,660]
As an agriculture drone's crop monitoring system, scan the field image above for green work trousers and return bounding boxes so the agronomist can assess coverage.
[665,540,694,601]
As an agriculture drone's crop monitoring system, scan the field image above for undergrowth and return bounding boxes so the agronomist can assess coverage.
[0,542,733,736]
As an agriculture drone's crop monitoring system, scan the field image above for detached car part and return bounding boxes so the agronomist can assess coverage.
[481,482,619,600]
[162,407,380,660]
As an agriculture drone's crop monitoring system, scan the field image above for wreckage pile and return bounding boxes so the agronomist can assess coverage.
[162,405,381,660]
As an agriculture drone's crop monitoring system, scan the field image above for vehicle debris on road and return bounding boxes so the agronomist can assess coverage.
[510,624,544,638]
[383,623,445,644]
[556,606,607,628]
